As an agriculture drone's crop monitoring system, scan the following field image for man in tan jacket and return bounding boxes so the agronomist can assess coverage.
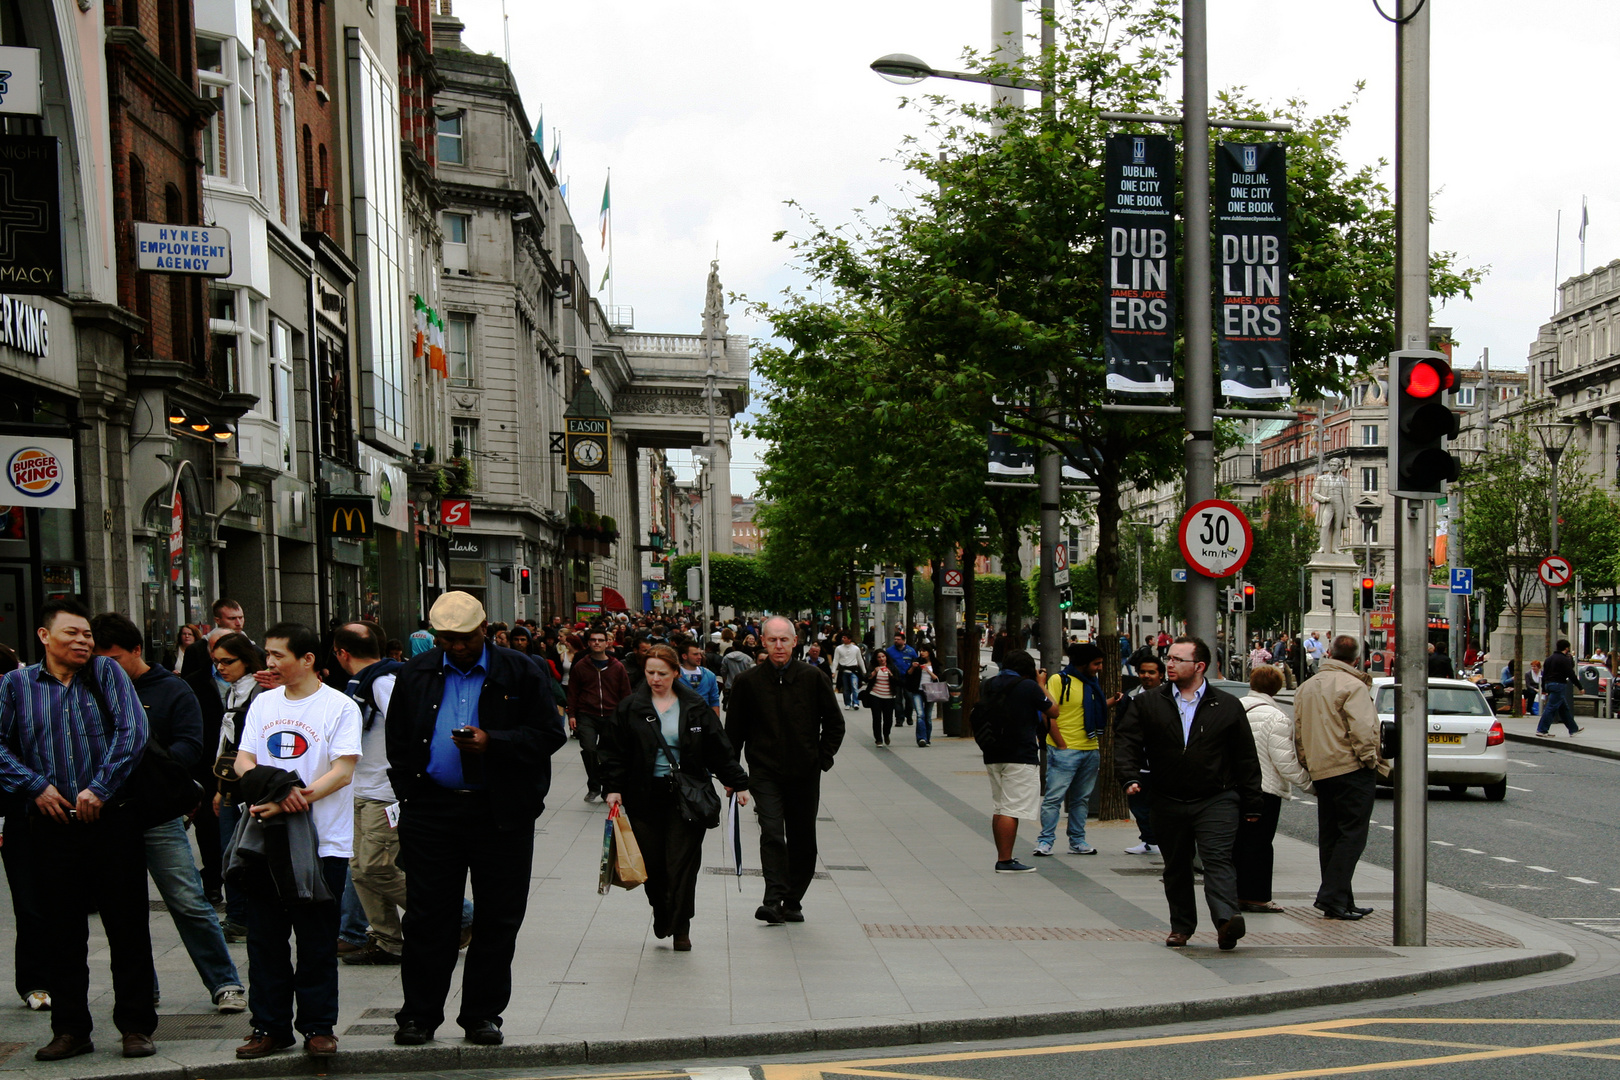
[1293,634,1382,921]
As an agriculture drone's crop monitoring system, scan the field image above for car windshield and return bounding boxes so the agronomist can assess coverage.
[1375,686,1491,716]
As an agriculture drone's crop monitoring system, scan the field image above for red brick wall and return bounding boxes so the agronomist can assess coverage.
[291,0,341,239]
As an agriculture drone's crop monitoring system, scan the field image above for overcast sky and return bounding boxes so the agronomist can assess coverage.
[451,0,1619,497]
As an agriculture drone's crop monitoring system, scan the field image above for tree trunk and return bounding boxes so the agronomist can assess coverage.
[930,552,944,646]
[1001,517,1025,636]
[904,557,917,638]
[1092,453,1128,820]
[1512,590,1524,718]
[962,538,980,728]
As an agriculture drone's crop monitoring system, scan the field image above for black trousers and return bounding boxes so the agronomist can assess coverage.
[1151,790,1240,936]
[869,698,895,743]
[629,785,706,934]
[2,813,51,999]
[576,713,605,794]
[30,812,157,1038]
[193,800,222,895]
[1235,792,1283,903]
[243,856,345,1041]
[397,789,535,1031]
[1128,789,1157,845]
[1314,768,1376,912]
[751,773,821,909]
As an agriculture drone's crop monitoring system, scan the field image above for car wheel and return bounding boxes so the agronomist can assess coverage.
[1448,784,1468,796]
[1482,779,1507,802]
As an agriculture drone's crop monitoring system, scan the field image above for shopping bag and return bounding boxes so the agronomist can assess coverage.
[597,813,615,895]
[610,807,648,889]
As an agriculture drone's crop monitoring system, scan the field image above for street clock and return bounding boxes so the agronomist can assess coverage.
[565,417,611,475]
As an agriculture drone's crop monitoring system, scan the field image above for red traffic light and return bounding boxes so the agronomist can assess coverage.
[1242,584,1255,598]
[1361,577,1374,590]
[1403,358,1454,399]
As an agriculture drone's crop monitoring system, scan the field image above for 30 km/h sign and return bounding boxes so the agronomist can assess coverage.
[1177,499,1254,579]
[1539,555,1573,588]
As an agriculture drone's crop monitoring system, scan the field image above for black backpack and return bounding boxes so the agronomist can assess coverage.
[970,678,1013,752]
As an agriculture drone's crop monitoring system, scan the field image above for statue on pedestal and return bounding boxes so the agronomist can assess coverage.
[1313,458,1351,555]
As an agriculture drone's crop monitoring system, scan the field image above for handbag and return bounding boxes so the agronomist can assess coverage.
[85,668,205,828]
[609,805,647,889]
[649,718,722,829]
[922,677,949,703]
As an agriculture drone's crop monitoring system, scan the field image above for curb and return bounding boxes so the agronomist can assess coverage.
[51,947,1573,1080]
[1504,731,1620,762]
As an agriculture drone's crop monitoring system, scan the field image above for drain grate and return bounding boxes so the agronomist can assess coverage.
[1111,867,1168,875]
[360,1007,402,1019]
[153,1013,255,1041]
[705,866,829,879]
[824,864,870,872]
[344,1023,399,1036]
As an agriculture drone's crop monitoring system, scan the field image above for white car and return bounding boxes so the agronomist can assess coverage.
[1371,678,1507,801]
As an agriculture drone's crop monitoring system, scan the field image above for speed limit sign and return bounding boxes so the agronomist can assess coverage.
[1177,499,1254,579]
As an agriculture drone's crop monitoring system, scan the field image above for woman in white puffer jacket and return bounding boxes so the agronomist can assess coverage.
[1237,664,1314,913]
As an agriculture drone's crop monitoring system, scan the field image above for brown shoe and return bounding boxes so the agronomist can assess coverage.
[1217,913,1247,951]
[1165,932,1190,948]
[236,1032,296,1059]
[305,1033,339,1058]
[122,1032,156,1058]
[336,939,365,954]
[35,1033,93,1061]
[673,934,692,951]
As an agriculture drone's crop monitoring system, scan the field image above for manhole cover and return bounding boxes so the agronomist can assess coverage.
[153,1013,255,1041]
[705,867,829,879]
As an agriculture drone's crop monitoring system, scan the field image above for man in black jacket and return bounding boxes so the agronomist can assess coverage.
[1115,635,1262,951]
[1537,639,1583,737]
[725,615,844,925]
[384,592,567,1048]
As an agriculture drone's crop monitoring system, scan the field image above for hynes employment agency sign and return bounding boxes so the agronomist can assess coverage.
[0,435,75,509]
[133,223,233,277]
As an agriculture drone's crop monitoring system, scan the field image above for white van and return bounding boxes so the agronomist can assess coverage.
[1066,612,1091,641]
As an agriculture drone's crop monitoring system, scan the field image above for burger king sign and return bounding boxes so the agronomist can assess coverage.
[0,436,75,509]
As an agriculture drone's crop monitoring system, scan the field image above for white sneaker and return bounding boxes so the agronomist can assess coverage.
[1068,844,1098,855]
[216,989,247,1014]
[1031,841,1054,857]
[1124,842,1160,855]
[24,990,49,1011]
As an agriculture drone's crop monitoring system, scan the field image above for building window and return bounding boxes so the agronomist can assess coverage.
[1454,385,1476,406]
[447,313,472,385]
[1350,383,1366,406]
[436,113,463,164]
[197,37,228,178]
[270,320,296,471]
[1362,521,1380,544]
[209,287,241,392]
[443,211,469,272]
[1361,424,1379,446]
[452,419,478,461]
[1362,467,1378,492]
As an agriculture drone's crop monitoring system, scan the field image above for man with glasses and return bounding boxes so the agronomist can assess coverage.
[1115,636,1262,951]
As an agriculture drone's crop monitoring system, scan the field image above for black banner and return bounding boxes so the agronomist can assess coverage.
[0,136,64,296]
[1216,142,1290,400]
[1104,133,1176,395]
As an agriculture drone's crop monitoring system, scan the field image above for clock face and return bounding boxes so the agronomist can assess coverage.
[572,438,605,467]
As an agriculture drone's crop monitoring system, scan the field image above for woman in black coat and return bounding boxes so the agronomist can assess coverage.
[599,644,748,952]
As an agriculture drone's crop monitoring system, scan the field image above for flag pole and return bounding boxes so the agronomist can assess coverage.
[607,168,615,312]
[1580,194,1588,275]
[1554,208,1562,315]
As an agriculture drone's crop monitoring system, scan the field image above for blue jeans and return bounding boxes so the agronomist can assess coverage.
[839,670,861,708]
[144,817,243,1000]
[909,691,933,742]
[218,801,248,928]
[340,869,369,945]
[1537,682,1579,734]
[1037,747,1100,849]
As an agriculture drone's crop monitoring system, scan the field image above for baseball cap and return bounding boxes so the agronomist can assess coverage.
[429,591,486,633]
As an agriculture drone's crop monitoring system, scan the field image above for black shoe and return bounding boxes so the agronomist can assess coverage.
[393,1020,434,1046]
[463,1020,503,1046]
[781,906,805,923]
[1320,907,1365,921]
[205,887,224,905]
[342,944,403,965]
[755,903,785,925]
[1350,905,1374,916]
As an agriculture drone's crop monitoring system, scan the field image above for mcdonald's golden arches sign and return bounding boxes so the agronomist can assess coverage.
[323,497,373,538]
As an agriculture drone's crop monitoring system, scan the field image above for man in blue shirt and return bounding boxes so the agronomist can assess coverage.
[0,600,157,1061]
[677,638,721,720]
[884,630,917,726]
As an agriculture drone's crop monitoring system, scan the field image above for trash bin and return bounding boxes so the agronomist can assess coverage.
[940,667,965,737]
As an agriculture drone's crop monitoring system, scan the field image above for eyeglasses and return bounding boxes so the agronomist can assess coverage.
[1165,655,1200,666]
[213,657,242,669]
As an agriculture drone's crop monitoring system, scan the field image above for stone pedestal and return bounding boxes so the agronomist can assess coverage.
[1489,602,1550,672]
[1302,552,1362,646]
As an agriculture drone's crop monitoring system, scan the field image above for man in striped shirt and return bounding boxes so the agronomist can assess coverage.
[0,598,156,1061]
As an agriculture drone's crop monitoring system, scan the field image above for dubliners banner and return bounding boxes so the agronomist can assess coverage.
[1104,133,1176,395]
[1216,142,1291,400]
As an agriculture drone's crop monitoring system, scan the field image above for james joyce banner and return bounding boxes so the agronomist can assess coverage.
[1104,133,1176,395]
[1216,142,1291,400]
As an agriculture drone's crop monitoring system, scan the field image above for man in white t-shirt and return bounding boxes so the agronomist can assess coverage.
[232,623,361,1063]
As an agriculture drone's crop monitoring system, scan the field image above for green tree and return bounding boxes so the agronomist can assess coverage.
[1243,484,1317,636]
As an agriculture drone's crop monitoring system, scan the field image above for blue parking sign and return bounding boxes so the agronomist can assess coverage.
[1450,567,1473,595]
[883,576,906,603]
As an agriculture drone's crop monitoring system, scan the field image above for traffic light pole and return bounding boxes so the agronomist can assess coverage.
[1393,0,1431,948]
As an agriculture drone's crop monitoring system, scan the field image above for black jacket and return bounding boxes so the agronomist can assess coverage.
[1114,680,1263,814]
[1542,650,1577,685]
[598,682,748,813]
[184,663,227,783]
[133,665,205,770]
[384,644,568,829]
[725,659,844,779]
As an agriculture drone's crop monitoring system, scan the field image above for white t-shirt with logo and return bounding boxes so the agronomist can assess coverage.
[239,683,364,858]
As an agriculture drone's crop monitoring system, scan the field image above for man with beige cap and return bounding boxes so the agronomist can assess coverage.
[384,592,567,1048]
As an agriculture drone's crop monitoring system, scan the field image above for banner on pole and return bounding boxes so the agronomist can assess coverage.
[1216,142,1291,400]
[1104,133,1176,396]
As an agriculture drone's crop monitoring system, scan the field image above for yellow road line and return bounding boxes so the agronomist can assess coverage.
[1207,1035,1620,1080]
[1295,1029,1502,1052]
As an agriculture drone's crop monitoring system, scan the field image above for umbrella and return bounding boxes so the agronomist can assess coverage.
[725,792,743,890]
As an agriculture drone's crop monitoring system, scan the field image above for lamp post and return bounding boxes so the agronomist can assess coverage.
[1533,422,1577,659]
[1127,519,1156,647]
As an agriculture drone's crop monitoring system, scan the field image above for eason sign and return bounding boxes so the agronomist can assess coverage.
[133,223,233,277]
[0,435,74,508]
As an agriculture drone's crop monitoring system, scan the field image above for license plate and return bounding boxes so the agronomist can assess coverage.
[1427,734,1464,745]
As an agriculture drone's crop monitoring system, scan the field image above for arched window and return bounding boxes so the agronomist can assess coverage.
[317,142,329,232]
[302,124,314,225]
[157,0,177,72]
[128,154,147,221]
[164,183,184,224]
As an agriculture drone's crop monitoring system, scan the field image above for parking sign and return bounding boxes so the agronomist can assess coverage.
[1449,567,1473,595]
[883,576,906,603]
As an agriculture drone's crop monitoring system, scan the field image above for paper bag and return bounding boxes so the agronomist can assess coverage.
[610,807,648,889]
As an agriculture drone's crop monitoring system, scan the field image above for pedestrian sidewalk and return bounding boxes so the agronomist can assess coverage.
[1501,712,1620,759]
[0,725,1578,1080]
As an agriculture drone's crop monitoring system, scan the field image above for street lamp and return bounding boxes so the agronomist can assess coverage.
[1126,519,1156,644]
[869,52,1043,91]
[1534,422,1578,657]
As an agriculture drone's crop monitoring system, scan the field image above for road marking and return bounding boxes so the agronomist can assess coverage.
[1527,866,1559,873]
[690,1069,760,1080]
[1567,877,1600,884]
[1491,856,1518,863]
[1430,840,1454,846]
[1507,785,1534,792]
[1507,759,1542,767]
[1460,847,1486,853]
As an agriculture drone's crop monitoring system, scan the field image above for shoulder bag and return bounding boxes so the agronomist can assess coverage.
[85,668,205,828]
[648,714,722,829]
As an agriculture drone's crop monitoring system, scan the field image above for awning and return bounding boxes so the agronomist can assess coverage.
[601,586,628,611]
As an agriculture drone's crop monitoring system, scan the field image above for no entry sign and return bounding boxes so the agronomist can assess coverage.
[1178,499,1254,579]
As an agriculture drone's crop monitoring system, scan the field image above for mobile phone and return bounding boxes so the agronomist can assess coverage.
[451,726,477,739]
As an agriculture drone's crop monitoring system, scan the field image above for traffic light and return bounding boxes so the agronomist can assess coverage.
[1321,578,1335,610]
[1390,349,1461,497]
[1227,587,1243,613]
[496,566,514,583]
[1360,576,1375,610]
[1059,587,1074,611]
[518,566,532,595]
[1242,583,1256,612]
